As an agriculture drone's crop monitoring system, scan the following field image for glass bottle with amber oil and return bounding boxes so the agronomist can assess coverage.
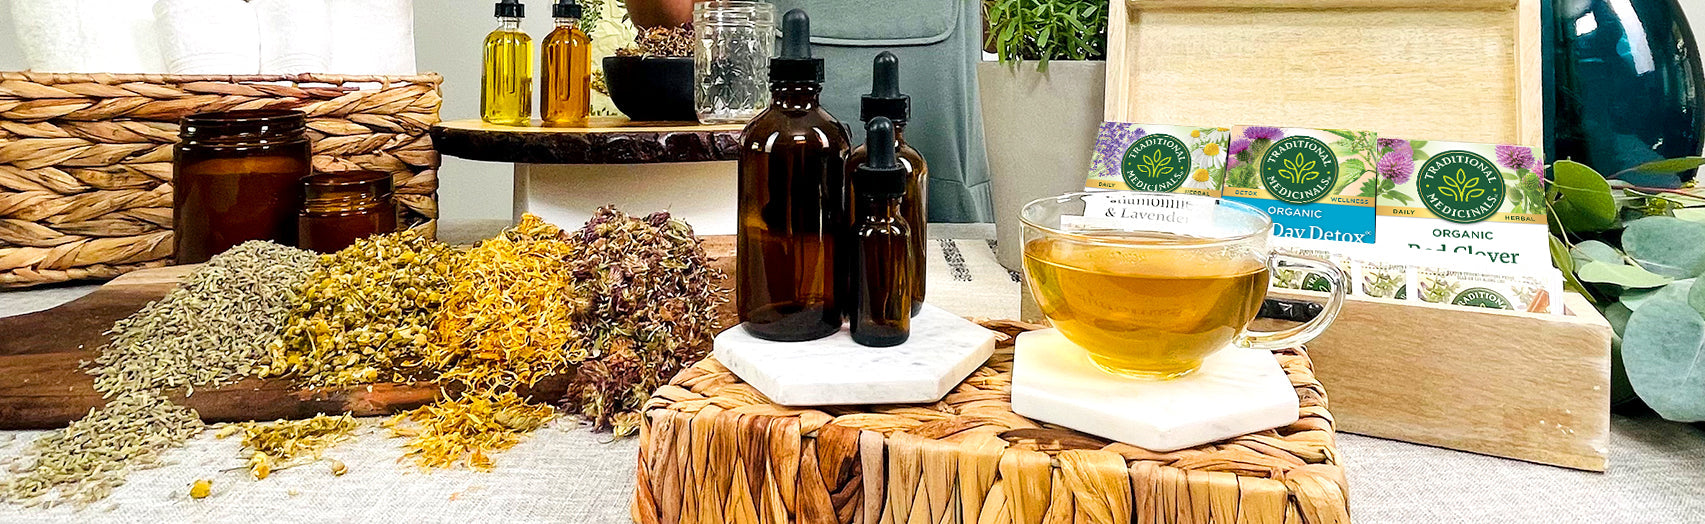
[846,51,928,316]
[541,0,591,127]
[850,117,914,347]
[481,0,532,125]
[736,9,852,342]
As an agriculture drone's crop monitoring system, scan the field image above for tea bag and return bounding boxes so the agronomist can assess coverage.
[1223,126,1378,244]
[1087,122,1231,197]
[1372,140,1551,274]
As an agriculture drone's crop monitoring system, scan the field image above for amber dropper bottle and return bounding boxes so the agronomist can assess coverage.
[481,0,533,126]
[541,0,591,127]
[851,117,915,347]
[735,9,853,342]
[846,51,928,316]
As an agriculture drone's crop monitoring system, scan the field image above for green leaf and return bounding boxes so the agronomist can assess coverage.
[1342,158,1366,178]
[1547,160,1620,232]
[1605,302,1638,406]
[1576,261,1673,288]
[1408,140,1427,151]
[1620,296,1705,421]
[1381,190,1413,204]
[1672,207,1705,223]
[1612,156,1705,178]
[1570,240,1623,265]
[1551,236,1589,298]
[1618,279,1693,311]
[1623,216,1705,278]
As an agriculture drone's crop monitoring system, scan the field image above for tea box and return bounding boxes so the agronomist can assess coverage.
[1223,126,1378,244]
[1087,122,1230,197]
[1372,140,1550,273]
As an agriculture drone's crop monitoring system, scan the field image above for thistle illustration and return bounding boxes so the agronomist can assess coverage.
[1439,168,1485,202]
[1279,153,1318,185]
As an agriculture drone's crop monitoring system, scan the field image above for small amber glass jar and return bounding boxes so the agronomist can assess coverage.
[173,109,312,264]
[298,171,398,253]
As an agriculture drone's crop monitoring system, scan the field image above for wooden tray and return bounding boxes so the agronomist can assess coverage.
[1106,0,1543,147]
[0,236,738,430]
[633,322,1349,524]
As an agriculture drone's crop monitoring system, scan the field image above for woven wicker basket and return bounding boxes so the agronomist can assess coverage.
[0,72,442,288]
[633,321,1349,524]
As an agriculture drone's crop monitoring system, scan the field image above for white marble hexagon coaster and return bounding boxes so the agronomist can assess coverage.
[1011,329,1299,452]
[714,304,997,406]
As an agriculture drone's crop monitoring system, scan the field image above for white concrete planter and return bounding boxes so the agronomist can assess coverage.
[978,60,1106,271]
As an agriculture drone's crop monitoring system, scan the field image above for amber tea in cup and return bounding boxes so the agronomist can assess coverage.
[1021,192,1345,379]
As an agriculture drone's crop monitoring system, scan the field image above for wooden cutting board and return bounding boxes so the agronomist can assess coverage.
[0,237,736,430]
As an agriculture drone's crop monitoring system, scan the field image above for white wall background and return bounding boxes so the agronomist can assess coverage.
[0,1,1701,222]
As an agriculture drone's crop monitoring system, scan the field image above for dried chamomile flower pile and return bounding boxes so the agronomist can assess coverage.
[265,230,462,387]
[214,414,359,480]
[563,207,728,434]
[390,214,585,470]
[2,242,316,507]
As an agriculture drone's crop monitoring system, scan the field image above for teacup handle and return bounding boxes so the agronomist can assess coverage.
[1238,253,1347,350]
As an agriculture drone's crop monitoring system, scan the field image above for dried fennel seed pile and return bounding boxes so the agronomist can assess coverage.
[264,231,463,387]
[0,393,201,507]
[214,414,359,480]
[92,241,319,394]
[390,214,583,470]
[563,207,728,435]
[3,242,317,507]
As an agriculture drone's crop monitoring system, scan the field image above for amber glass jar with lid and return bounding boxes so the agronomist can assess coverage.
[173,109,312,264]
[298,171,398,253]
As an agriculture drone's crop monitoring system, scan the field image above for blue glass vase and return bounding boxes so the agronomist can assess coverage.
[1550,0,1704,180]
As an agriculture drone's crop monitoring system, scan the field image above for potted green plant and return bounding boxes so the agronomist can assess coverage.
[979,0,1111,270]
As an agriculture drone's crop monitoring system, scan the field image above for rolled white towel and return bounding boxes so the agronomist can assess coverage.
[254,0,332,74]
[79,0,167,73]
[10,0,84,72]
[327,0,417,75]
[154,0,260,74]
[11,0,165,73]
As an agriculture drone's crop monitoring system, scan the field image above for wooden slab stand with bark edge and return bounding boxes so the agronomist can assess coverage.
[0,236,738,430]
[1100,0,1606,470]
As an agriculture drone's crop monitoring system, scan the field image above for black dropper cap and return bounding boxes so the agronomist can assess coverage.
[553,0,582,18]
[495,0,524,18]
[857,118,906,197]
[771,9,824,84]
[861,52,909,124]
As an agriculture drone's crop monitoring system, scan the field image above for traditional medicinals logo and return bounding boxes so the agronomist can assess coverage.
[1259,136,1338,204]
[1417,150,1505,223]
[1451,287,1512,309]
[1120,134,1191,192]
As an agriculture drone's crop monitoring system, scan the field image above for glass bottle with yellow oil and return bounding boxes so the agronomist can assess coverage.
[481,0,533,126]
[541,0,591,127]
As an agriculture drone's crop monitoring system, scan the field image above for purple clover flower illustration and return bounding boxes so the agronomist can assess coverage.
[1495,145,1537,172]
[1376,150,1414,185]
[1242,126,1283,141]
[1377,138,1411,154]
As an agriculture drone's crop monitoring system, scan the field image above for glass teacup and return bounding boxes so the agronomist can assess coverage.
[1020,192,1346,379]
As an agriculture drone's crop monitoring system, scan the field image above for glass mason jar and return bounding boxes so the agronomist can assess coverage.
[298,170,398,254]
[173,109,312,264]
[693,1,775,123]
